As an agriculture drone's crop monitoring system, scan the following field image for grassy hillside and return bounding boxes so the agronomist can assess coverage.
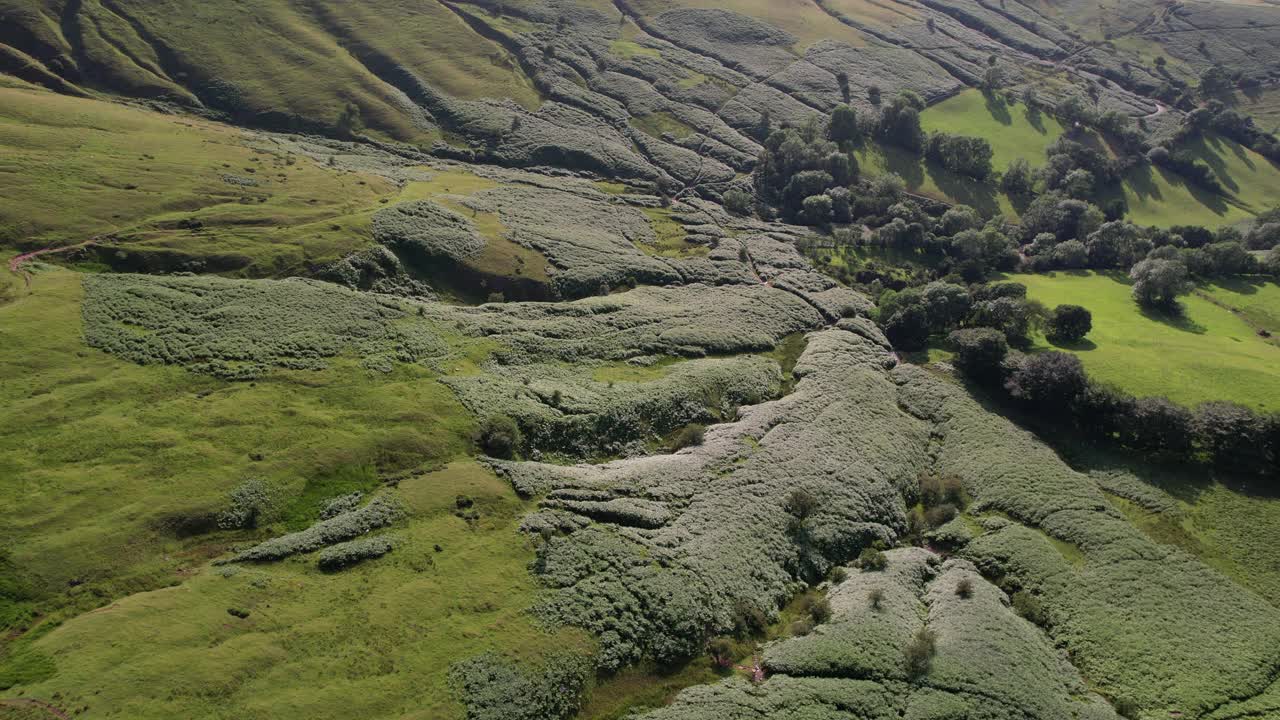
[1183,133,1280,216]
[1111,161,1255,229]
[1199,279,1280,337]
[1013,271,1280,410]
[921,90,1066,172]
[629,0,867,49]
[0,0,539,142]
[14,459,590,720]
[1107,131,1280,230]
[0,86,400,273]
[0,266,486,622]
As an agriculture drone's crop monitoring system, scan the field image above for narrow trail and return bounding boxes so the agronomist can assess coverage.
[7,240,96,286]
[0,698,72,720]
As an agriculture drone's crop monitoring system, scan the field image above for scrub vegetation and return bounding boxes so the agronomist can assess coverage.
[4,1,1280,719]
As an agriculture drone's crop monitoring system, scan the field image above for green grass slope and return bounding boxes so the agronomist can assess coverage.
[921,90,1066,172]
[1183,132,1280,215]
[1013,271,1280,410]
[1110,131,1280,230]
[0,266,482,620]
[1199,278,1280,337]
[0,0,539,142]
[14,460,589,720]
[0,86,402,273]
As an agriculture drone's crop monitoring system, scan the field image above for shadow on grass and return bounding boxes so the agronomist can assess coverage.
[1024,105,1046,135]
[1205,276,1267,296]
[1138,303,1207,334]
[1046,337,1098,351]
[983,90,1013,126]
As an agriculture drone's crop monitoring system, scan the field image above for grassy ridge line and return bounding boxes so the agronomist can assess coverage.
[1012,271,1280,410]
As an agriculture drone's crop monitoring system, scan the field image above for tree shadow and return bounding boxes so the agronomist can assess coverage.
[1046,337,1098,351]
[932,170,1001,217]
[1188,134,1240,194]
[1204,276,1265,296]
[1024,105,1046,135]
[1138,303,1207,334]
[983,90,1013,126]
[1123,163,1162,203]
[1008,192,1033,215]
[878,143,927,190]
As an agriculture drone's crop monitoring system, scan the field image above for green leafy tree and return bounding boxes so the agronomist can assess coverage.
[1047,304,1092,343]
[828,104,861,144]
[1130,258,1191,310]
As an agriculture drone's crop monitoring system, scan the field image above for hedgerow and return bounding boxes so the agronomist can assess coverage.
[225,495,405,563]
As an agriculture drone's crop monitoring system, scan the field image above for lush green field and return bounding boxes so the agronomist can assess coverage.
[1111,161,1255,228]
[1113,132,1280,229]
[921,90,1066,172]
[0,266,484,618]
[1183,133,1280,216]
[1199,278,1280,337]
[1012,271,1280,410]
[917,91,1276,229]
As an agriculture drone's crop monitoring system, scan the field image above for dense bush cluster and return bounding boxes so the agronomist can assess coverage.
[372,200,486,261]
[496,329,927,670]
[225,495,405,563]
[216,479,276,531]
[751,101,993,226]
[877,280,1045,352]
[448,651,592,720]
[892,364,1280,713]
[83,274,449,379]
[316,534,396,571]
[446,283,824,364]
[645,550,1117,720]
[448,356,780,458]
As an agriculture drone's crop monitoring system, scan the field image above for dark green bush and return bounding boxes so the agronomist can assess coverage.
[671,424,706,450]
[858,547,887,571]
[477,415,522,459]
[903,628,936,677]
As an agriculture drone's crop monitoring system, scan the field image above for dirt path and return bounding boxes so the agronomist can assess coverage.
[0,698,72,720]
[7,240,96,286]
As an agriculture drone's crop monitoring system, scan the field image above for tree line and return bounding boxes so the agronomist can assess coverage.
[948,330,1280,481]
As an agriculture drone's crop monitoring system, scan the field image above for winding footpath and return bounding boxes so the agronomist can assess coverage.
[0,698,71,719]
[7,240,96,286]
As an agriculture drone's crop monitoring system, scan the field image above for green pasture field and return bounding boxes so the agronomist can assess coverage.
[921,89,1066,172]
[1012,271,1280,411]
